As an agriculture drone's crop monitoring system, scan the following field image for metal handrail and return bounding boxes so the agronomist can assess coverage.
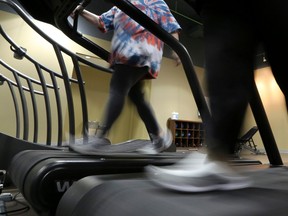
[0,0,112,145]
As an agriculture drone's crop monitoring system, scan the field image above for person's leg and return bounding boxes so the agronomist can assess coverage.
[128,80,172,153]
[146,0,256,192]
[128,81,160,135]
[203,1,256,161]
[70,64,148,153]
[257,0,288,111]
[97,64,148,137]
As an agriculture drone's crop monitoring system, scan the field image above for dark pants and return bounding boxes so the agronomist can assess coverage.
[200,0,288,158]
[100,64,160,137]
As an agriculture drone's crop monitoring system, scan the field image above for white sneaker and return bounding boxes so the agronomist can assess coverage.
[146,159,252,192]
[138,130,173,154]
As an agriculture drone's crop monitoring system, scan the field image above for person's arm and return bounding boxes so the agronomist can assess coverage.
[171,31,181,66]
[70,5,101,28]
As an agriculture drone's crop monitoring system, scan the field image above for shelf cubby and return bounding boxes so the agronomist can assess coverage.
[167,118,205,148]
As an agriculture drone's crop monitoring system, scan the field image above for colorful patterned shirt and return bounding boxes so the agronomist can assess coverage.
[98,0,181,78]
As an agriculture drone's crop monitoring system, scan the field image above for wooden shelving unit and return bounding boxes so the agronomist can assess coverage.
[167,118,204,148]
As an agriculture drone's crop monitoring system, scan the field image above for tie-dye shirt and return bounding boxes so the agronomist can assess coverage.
[98,0,181,78]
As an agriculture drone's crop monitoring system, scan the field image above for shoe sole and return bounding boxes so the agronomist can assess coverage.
[150,178,251,192]
[137,130,173,154]
[69,145,95,154]
[148,175,251,192]
[146,166,252,192]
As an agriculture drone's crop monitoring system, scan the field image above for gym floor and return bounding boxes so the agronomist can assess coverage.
[2,150,288,216]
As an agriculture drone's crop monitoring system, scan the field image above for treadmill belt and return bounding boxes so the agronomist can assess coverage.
[72,139,151,153]
[56,167,288,216]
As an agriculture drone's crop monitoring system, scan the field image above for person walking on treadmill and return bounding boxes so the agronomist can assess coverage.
[146,0,288,192]
[70,0,181,154]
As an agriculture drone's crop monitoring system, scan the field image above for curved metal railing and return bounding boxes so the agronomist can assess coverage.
[0,0,113,146]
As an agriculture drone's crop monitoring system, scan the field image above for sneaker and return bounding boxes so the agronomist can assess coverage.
[69,136,111,154]
[146,159,251,192]
[138,130,173,154]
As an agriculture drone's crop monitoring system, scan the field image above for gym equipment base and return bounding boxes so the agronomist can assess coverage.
[8,149,184,215]
[56,166,288,216]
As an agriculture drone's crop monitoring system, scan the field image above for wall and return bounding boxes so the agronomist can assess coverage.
[150,58,205,129]
[243,67,288,152]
